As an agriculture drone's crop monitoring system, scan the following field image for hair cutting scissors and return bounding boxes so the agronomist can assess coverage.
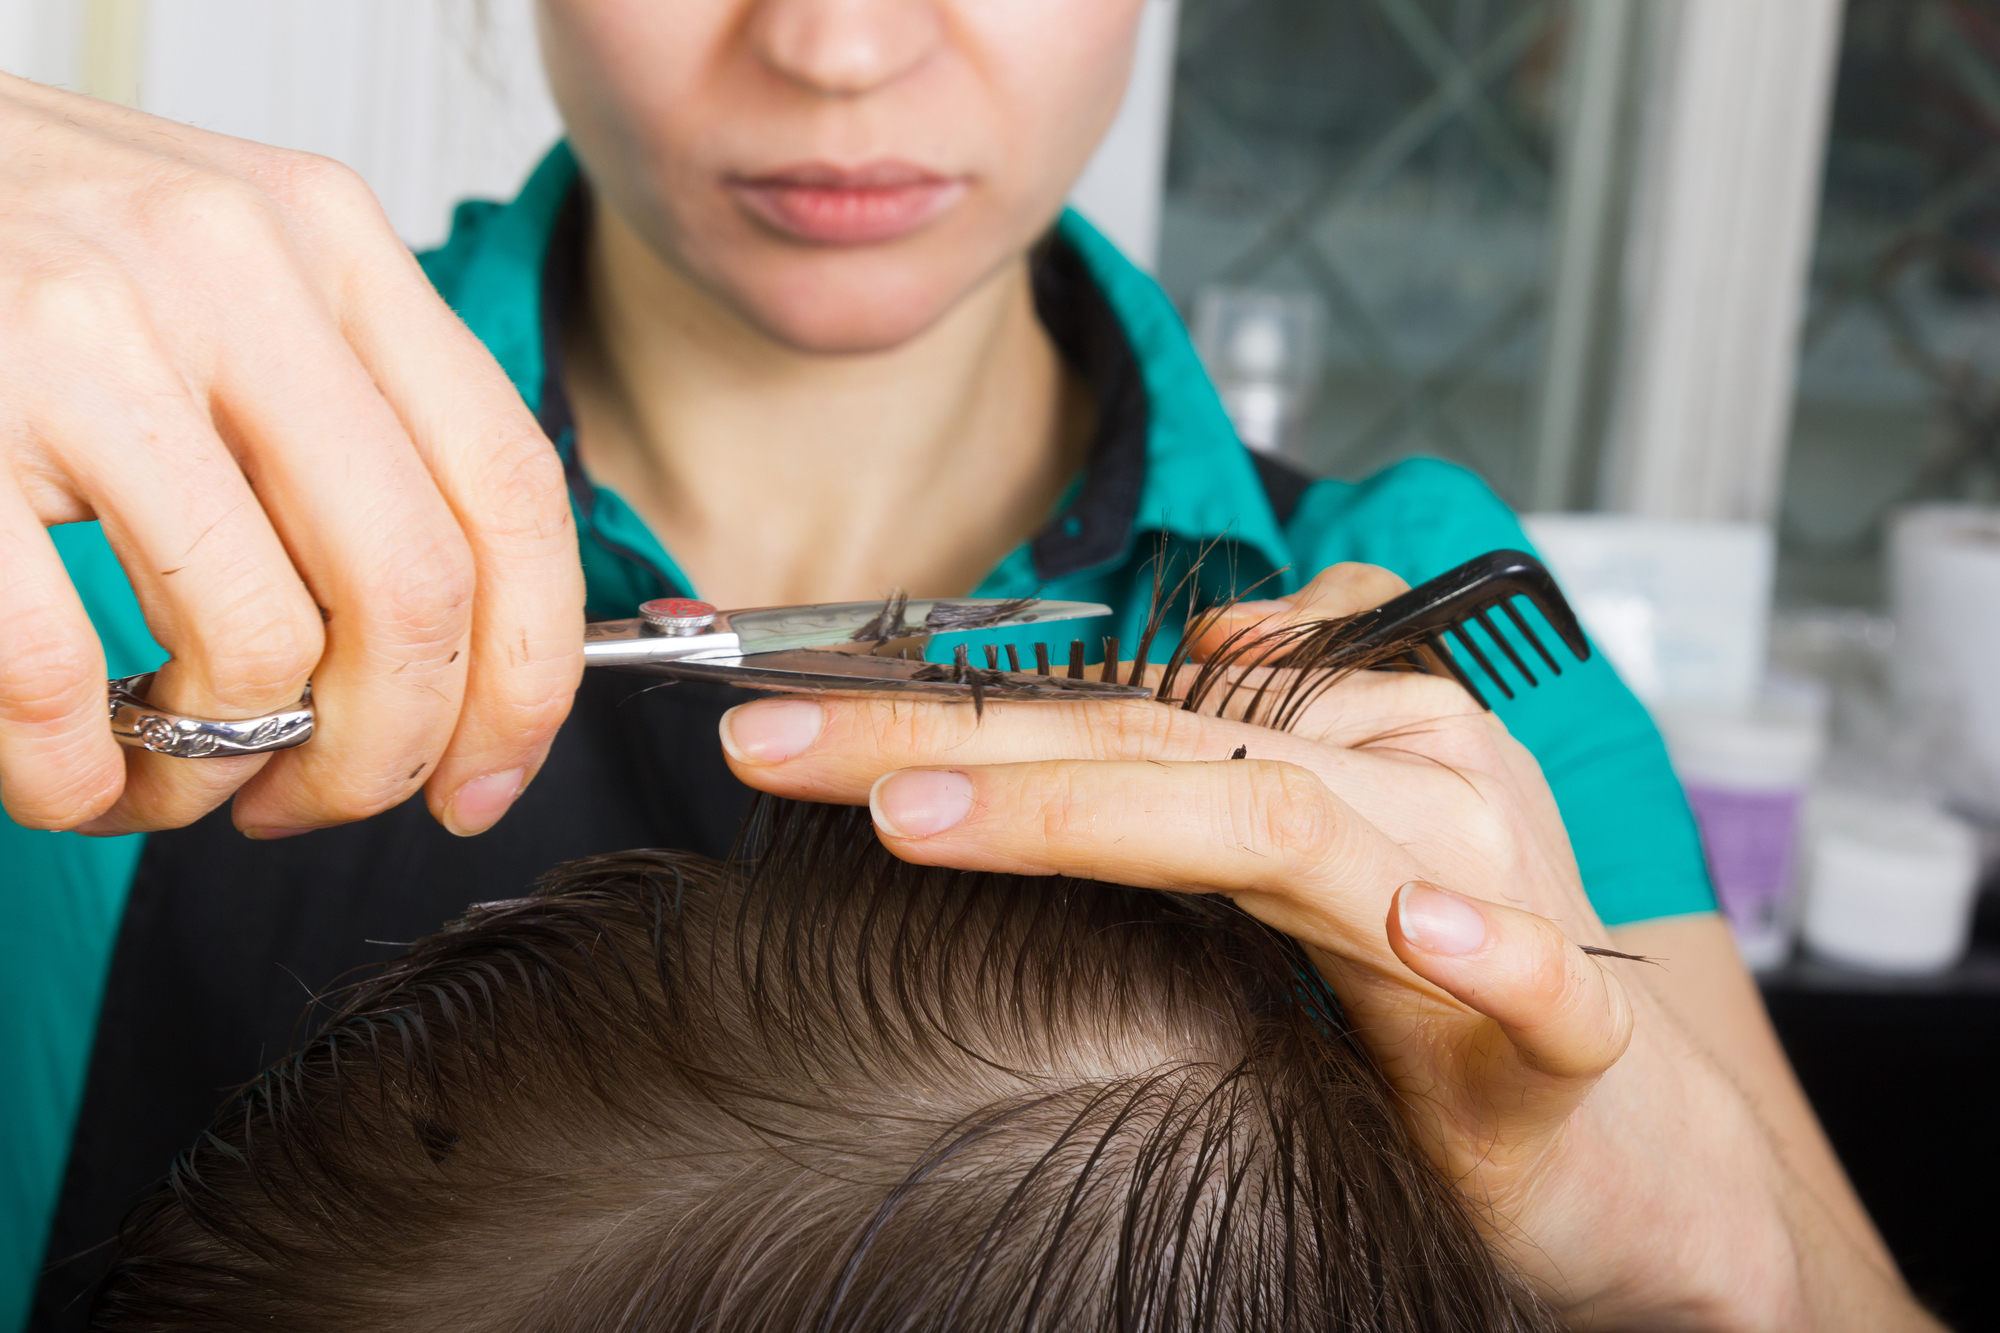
[104,593,1143,761]
[107,552,1588,758]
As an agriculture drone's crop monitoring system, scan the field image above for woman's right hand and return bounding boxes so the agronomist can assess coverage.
[0,75,583,840]
[722,567,1942,1329]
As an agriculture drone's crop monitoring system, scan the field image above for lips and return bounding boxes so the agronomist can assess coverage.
[727,161,967,245]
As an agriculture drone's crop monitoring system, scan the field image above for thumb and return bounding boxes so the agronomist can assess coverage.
[1386,879,1633,1104]
[1192,562,1411,661]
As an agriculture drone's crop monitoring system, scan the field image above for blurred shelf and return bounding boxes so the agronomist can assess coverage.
[1757,946,2000,995]
[1757,919,2000,1329]
[1756,886,2000,995]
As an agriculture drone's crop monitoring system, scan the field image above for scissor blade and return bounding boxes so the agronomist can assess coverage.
[614,650,1152,701]
[726,597,1113,654]
[583,598,1114,669]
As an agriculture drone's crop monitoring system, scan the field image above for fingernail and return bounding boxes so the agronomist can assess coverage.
[243,827,312,842]
[1229,599,1294,616]
[446,767,526,837]
[720,700,824,765]
[871,769,975,839]
[1396,881,1488,956]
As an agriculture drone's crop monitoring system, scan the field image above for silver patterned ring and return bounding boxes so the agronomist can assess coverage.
[107,673,315,758]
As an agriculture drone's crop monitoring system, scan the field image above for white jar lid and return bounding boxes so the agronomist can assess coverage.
[1801,791,1982,974]
[1658,703,1826,791]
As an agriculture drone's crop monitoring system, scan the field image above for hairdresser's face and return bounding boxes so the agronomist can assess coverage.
[537,0,1146,353]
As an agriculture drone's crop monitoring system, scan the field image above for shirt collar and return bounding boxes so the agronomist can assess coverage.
[1048,210,1293,580]
[422,142,1295,597]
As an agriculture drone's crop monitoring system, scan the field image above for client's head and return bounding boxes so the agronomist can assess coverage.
[98,799,1557,1332]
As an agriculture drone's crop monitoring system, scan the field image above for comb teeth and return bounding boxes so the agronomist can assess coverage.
[981,638,1142,685]
[1364,551,1590,710]
[1438,607,1558,707]
[1426,632,1490,710]
[1448,623,1512,702]
[1501,599,1561,675]
[1476,608,1535,687]
[933,553,1584,714]
[978,600,1566,713]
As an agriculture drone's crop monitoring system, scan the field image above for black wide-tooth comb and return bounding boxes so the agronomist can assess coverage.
[986,549,1587,714]
[1329,549,1590,709]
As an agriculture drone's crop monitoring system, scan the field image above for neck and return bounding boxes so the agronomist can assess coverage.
[563,206,1090,608]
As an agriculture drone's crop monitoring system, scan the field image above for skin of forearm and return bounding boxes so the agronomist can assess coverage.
[1526,1017,1802,1330]
[1397,968,1934,1331]
[1777,1161,1949,1333]
[1550,988,1939,1332]
[1610,914,1896,1272]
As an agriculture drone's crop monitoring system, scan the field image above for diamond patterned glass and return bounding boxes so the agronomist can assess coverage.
[1779,0,2000,605]
[1159,0,1571,508]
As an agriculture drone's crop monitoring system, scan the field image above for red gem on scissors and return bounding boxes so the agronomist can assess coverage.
[639,598,718,635]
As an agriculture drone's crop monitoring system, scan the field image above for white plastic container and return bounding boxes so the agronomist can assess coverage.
[1801,791,1982,975]
[1888,505,2000,816]
[1657,685,1828,971]
[1521,514,1774,711]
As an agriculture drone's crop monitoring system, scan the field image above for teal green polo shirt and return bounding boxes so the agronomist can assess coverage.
[0,142,1713,1330]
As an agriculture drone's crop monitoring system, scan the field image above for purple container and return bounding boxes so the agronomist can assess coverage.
[1684,782,1804,939]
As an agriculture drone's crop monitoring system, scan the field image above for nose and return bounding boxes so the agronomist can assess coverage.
[750,0,945,96]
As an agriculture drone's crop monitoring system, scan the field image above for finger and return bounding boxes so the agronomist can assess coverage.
[129,253,483,836]
[1387,880,1632,1087]
[0,475,125,828]
[724,694,1318,805]
[22,339,326,835]
[864,757,1422,965]
[1191,561,1412,660]
[719,676,1486,808]
[311,207,581,836]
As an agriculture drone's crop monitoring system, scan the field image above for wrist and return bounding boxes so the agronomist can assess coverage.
[1511,1011,1809,1329]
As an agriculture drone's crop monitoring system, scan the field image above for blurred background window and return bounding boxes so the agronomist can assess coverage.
[1161,0,1572,506]
[1780,0,2000,606]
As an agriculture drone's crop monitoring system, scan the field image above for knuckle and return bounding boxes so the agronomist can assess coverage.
[1489,724,1546,781]
[364,528,477,644]
[0,750,123,830]
[139,169,283,248]
[1082,695,1180,759]
[1524,921,1585,1009]
[247,148,375,221]
[1450,716,1508,768]
[1304,560,1407,612]
[1036,773,1080,847]
[5,250,150,354]
[1245,761,1341,865]
[199,613,323,710]
[1516,926,1631,1073]
[464,437,570,541]
[1033,765,1110,855]
[0,616,103,731]
[476,672,574,741]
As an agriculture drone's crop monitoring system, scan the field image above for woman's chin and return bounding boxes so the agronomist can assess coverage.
[723,268,992,356]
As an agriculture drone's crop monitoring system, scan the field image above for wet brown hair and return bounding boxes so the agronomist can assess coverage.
[95,795,1560,1332]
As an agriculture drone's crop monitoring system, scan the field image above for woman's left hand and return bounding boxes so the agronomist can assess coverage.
[718,565,1936,1331]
